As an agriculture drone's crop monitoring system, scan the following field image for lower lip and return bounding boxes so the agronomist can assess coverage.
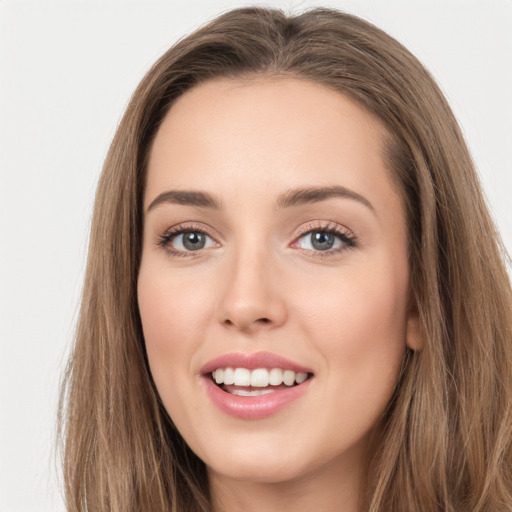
[203,377,311,420]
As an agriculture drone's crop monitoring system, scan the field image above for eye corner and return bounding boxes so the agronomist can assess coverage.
[291,221,358,256]
[154,222,221,258]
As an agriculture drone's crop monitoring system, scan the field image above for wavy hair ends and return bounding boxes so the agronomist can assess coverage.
[59,7,512,512]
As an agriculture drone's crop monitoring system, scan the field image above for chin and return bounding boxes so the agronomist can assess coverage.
[194,434,308,483]
[206,456,309,485]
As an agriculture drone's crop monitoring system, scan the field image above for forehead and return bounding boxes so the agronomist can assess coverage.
[145,77,402,221]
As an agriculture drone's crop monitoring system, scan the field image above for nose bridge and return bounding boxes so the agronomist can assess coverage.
[217,233,286,332]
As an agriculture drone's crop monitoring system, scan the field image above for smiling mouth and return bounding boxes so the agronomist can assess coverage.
[211,367,313,396]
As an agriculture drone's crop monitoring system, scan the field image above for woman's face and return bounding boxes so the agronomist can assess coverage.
[138,78,419,488]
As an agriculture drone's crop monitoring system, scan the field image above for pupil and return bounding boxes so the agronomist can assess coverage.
[183,232,205,250]
[311,232,334,251]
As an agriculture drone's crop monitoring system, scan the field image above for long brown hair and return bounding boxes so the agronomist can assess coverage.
[59,7,512,511]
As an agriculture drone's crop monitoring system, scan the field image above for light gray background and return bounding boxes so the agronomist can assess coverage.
[1,1,511,510]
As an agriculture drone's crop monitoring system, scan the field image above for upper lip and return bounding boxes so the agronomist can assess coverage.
[201,351,313,375]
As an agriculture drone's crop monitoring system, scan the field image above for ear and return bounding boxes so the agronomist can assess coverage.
[406,311,423,351]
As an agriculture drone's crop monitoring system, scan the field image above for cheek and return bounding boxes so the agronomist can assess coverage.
[302,264,408,437]
[137,264,214,386]
[137,264,220,438]
[292,258,409,383]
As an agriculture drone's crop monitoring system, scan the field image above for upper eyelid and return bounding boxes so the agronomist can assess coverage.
[155,223,220,252]
[156,220,356,248]
[291,222,358,252]
[294,221,354,239]
[162,222,218,238]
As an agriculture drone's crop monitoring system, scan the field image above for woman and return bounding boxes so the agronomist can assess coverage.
[59,7,512,511]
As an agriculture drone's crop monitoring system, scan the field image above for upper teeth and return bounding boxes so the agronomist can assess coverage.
[212,368,308,387]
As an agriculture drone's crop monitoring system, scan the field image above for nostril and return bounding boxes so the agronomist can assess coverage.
[224,317,270,324]
[222,316,271,330]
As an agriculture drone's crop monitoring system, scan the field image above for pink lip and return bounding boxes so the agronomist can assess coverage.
[201,352,313,420]
[201,351,312,374]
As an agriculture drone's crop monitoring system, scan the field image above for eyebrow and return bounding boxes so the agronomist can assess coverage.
[146,185,374,213]
[147,190,222,212]
[276,185,374,212]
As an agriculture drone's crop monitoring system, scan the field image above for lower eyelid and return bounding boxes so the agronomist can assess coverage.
[155,222,355,257]
[292,225,356,248]
[295,238,349,253]
[168,232,215,249]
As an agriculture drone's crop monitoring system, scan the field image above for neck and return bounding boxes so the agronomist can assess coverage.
[208,450,364,512]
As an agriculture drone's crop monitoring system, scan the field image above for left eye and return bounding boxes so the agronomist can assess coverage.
[295,230,345,251]
[170,231,216,251]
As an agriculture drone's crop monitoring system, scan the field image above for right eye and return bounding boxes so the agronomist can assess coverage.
[164,230,217,252]
[157,224,219,257]
[295,230,345,252]
[172,231,215,251]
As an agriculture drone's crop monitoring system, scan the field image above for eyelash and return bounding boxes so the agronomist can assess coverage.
[293,222,357,259]
[155,221,357,259]
[156,222,214,258]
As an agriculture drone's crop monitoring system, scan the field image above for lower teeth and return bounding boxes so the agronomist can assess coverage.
[230,388,275,396]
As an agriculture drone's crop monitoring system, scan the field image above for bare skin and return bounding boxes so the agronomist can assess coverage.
[138,78,421,512]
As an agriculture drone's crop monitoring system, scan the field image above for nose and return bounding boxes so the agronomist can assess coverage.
[216,247,287,334]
